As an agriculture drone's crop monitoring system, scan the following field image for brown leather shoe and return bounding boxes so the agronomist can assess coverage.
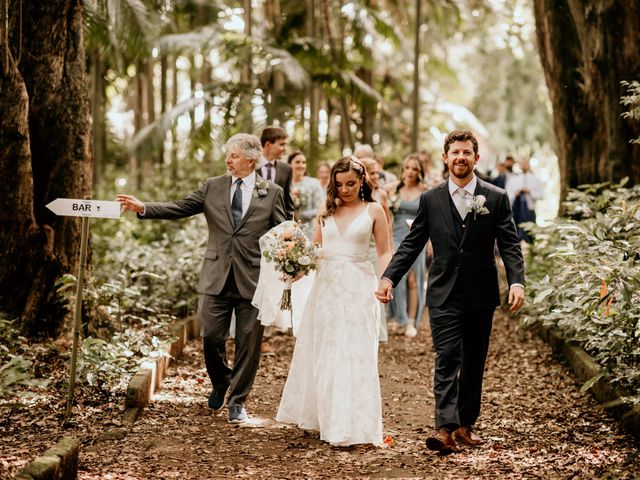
[425,428,457,453]
[453,425,483,446]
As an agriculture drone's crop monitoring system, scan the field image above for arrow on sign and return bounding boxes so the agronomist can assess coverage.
[46,198,121,219]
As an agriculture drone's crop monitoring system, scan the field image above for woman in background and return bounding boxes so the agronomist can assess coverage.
[362,156,393,343]
[288,151,324,237]
[385,154,427,338]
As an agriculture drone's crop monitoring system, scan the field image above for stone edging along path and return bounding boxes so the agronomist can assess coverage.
[13,316,199,480]
[123,315,200,423]
[536,324,640,440]
[13,437,79,480]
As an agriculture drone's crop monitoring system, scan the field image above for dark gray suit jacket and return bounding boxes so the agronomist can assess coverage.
[140,175,287,299]
[257,160,294,219]
[383,178,525,309]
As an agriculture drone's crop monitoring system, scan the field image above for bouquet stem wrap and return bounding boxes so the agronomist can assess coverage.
[279,278,293,310]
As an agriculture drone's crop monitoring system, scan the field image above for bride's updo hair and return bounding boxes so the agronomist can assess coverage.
[319,156,374,225]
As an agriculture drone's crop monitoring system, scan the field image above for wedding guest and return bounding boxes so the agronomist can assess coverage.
[362,156,393,343]
[259,126,295,219]
[505,157,543,243]
[259,125,295,355]
[287,151,324,237]
[353,142,374,159]
[384,154,427,337]
[418,149,444,189]
[315,161,331,194]
[374,153,398,188]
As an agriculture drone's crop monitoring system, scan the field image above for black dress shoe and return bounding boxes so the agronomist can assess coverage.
[208,385,229,410]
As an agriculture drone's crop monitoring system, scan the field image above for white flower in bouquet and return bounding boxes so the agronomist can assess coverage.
[261,221,320,310]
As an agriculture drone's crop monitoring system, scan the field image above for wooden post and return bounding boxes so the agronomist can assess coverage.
[65,211,90,418]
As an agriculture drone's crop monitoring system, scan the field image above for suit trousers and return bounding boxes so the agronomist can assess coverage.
[198,269,264,408]
[428,287,494,430]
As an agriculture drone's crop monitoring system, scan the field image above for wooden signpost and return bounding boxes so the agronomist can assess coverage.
[46,198,120,418]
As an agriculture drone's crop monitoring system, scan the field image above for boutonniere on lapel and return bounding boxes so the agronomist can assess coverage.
[469,194,490,220]
[253,178,270,198]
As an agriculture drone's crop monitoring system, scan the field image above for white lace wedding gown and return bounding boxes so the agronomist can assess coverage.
[276,204,383,446]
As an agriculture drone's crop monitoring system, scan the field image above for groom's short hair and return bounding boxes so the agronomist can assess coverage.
[444,130,479,155]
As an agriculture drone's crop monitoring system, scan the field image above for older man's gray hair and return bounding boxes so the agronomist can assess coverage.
[226,133,262,162]
[354,143,374,159]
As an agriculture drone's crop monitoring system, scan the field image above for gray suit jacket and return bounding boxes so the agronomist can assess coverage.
[140,175,287,299]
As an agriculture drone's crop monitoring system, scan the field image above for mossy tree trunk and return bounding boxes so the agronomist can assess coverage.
[0,0,92,336]
[533,0,640,201]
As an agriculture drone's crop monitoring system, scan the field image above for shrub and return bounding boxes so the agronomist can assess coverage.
[522,180,640,400]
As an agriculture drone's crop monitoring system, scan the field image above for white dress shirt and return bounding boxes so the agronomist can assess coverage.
[230,171,256,218]
[258,155,277,181]
[448,175,477,219]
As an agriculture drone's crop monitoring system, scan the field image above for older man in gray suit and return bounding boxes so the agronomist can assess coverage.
[117,133,287,423]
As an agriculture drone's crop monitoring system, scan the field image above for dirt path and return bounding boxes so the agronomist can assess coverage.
[73,311,639,479]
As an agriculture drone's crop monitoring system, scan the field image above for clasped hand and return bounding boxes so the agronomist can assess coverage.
[375,278,393,304]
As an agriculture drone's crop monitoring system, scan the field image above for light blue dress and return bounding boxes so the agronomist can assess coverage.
[389,196,426,327]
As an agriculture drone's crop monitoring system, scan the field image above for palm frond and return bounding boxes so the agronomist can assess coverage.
[343,71,384,104]
[265,46,311,89]
[128,96,208,155]
[157,25,223,53]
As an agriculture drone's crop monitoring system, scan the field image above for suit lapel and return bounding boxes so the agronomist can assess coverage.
[460,179,489,247]
[234,176,262,231]
[435,183,460,243]
[222,175,234,226]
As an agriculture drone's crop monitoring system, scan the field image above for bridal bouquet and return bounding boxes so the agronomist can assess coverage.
[261,221,320,310]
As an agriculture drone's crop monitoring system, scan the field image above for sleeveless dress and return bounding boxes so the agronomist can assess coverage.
[276,204,383,446]
[389,196,426,327]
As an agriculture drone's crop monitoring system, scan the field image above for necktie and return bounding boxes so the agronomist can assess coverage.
[232,178,243,226]
[265,163,273,180]
[455,188,470,219]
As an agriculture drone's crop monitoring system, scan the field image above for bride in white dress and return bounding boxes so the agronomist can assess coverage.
[276,157,393,446]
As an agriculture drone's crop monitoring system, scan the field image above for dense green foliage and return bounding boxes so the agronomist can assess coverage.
[522,181,640,400]
[0,318,47,399]
[622,80,640,144]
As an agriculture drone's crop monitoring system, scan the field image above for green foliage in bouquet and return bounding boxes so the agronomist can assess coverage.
[522,179,640,401]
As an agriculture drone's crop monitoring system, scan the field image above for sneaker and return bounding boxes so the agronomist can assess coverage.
[405,324,418,337]
[228,404,248,424]
[208,384,229,411]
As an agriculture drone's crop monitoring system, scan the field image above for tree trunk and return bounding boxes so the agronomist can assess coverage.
[171,54,178,177]
[533,0,640,201]
[159,53,167,165]
[359,67,374,147]
[90,50,106,188]
[411,0,422,153]
[306,0,320,164]
[0,0,92,336]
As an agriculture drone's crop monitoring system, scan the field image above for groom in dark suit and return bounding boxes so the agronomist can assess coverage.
[376,130,525,453]
[117,133,287,423]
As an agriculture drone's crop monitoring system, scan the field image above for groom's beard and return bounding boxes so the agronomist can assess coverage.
[450,162,474,179]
